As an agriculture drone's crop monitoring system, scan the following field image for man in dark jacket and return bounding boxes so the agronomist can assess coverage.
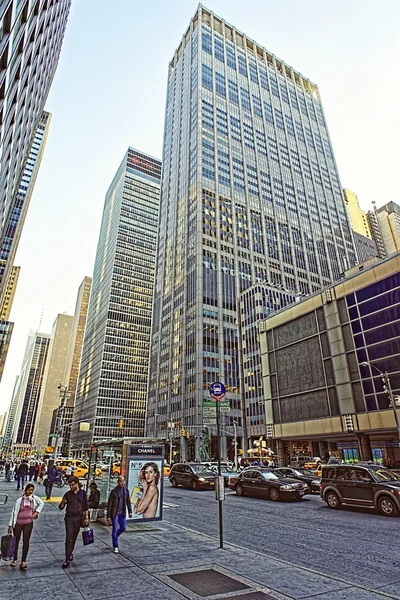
[107,476,132,553]
[16,461,28,490]
[59,476,89,568]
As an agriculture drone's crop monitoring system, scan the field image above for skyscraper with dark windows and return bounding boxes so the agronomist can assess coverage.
[147,5,356,457]
[71,149,161,452]
[0,1,71,260]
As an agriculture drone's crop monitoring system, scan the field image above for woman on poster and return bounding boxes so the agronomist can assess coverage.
[134,462,160,519]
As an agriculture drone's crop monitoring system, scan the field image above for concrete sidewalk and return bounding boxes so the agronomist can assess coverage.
[0,478,398,600]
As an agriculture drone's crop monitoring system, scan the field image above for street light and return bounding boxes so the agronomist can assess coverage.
[359,362,400,443]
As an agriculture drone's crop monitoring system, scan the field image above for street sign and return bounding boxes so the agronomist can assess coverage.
[203,400,217,425]
[220,400,230,413]
[210,382,226,401]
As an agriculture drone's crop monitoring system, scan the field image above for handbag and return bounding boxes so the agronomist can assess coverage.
[1,534,15,560]
[81,527,94,546]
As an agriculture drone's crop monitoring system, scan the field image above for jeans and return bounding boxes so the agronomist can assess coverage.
[64,518,81,560]
[112,514,126,548]
[45,481,54,499]
[13,522,33,562]
[17,474,26,490]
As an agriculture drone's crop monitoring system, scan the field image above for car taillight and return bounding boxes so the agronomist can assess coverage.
[320,484,323,491]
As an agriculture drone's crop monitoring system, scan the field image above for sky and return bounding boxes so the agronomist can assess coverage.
[0,0,399,414]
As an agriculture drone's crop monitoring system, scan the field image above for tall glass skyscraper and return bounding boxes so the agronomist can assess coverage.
[147,6,356,456]
[71,149,161,451]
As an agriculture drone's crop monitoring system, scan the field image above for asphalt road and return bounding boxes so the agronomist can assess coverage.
[163,481,400,593]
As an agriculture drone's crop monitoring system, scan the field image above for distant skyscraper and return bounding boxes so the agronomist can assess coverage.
[11,331,51,446]
[375,202,400,256]
[0,265,20,320]
[33,313,73,450]
[71,149,161,451]
[1,375,19,451]
[147,5,356,456]
[342,189,377,263]
[367,207,387,259]
[0,112,51,308]
[0,2,71,256]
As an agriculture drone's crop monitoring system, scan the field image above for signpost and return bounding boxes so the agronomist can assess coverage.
[209,381,226,549]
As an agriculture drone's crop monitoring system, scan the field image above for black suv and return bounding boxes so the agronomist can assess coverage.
[321,464,400,516]
[169,463,216,490]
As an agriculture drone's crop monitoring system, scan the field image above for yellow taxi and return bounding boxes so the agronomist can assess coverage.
[56,459,102,478]
[112,462,121,477]
[163,463,171,476]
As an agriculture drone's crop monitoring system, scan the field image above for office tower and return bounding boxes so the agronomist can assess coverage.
[0,112,51,306]
[147,6,356,456]
[1,375,19,451]
[0,265,20,319]
[51,276,92,455]
[71,149,161,451]
[342,189,377,263]
[0,1,71,261]
[33,313,73,449]
[375,202,400,256]
[0,320,14,382]
[11,330,51,446]
[367,207,387,259]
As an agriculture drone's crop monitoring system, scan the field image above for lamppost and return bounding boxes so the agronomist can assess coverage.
[53,384,68,462]
[233,420,238,470]
[360,362,400,443]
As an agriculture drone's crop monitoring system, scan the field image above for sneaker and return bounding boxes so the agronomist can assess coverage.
[62,560,70,569]
[113,547,119,554]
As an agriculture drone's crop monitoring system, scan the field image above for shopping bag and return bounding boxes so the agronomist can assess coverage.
[81,527,94,546]
[1,534,15,560]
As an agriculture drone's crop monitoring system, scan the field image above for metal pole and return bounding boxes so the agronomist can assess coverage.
[233,420,238,470]
[385,372,400,443]
[169,421,173,465]
[53,386,67,463]
[216,400,223,549]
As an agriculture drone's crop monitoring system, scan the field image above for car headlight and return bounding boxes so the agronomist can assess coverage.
[312,480,320,485]
[198,477,205,483]
[280,484,294,490]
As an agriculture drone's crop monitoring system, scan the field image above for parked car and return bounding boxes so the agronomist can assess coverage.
[321,464,400,516]
[228,468,309,501]
[207,464,239,486]
[169,463,216,490]
[276,467,320,493]
[290,455,313,468]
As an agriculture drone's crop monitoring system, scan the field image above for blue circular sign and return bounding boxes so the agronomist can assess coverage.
[210,382,226,397]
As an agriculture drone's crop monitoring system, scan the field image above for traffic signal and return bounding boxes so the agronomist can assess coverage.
[186,430,190,439]
[181,428,185,437]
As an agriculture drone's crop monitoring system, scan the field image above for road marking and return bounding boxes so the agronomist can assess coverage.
[40,497,63,502]
[163,502,179,509]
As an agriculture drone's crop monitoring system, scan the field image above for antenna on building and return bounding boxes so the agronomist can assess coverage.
[38,304,45,332]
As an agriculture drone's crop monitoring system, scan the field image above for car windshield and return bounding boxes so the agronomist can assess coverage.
[191,465,213,473]
[261,471,280,480]
[295,469,315,476]
[371,468,400,482]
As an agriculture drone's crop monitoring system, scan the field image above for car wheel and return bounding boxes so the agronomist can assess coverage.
[235,483,245,496]
[377,495,398,517]
[269,487,280,502]
[191,479,199,491]
[170,477,178,488]
[325,491,341,509]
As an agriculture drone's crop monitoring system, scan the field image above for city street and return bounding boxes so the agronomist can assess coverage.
[163,481,400,595]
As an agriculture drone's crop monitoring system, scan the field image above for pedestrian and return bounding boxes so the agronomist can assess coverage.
[45,464,61,500]
[8,483,44,569]
[33,462,40,482]
[58,476,89,568]
[88,482,100,521]
[16,460,28,490]
[107,475,132,554]
[28,463,36,482]
[5,461,10,480]
[38,462,47,484]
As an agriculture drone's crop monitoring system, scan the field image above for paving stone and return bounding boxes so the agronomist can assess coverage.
[0,574,80,600]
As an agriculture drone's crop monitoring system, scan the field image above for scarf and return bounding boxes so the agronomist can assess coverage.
[22,495,34,507]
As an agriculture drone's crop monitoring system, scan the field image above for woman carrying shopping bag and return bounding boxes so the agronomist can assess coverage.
[8,483,44,569]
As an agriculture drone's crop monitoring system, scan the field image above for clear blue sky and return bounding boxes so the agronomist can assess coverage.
[0,0,399,414]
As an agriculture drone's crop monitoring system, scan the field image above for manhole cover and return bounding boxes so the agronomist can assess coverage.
[169,568,250,597]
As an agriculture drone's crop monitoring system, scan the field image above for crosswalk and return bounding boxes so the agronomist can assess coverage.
[163,502,179,510]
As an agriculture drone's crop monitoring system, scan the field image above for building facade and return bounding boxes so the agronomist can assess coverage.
[343,188,377,263]
[259,252,400,466]
[0,1,70,258]
[239,283,297,442]
[0,265,20,320]
[71,149,161,451]
[11,330,51,446]
[147,5,356,458]
[376,202,400,256]
[32,313,73,450]
[0,111,51,306]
